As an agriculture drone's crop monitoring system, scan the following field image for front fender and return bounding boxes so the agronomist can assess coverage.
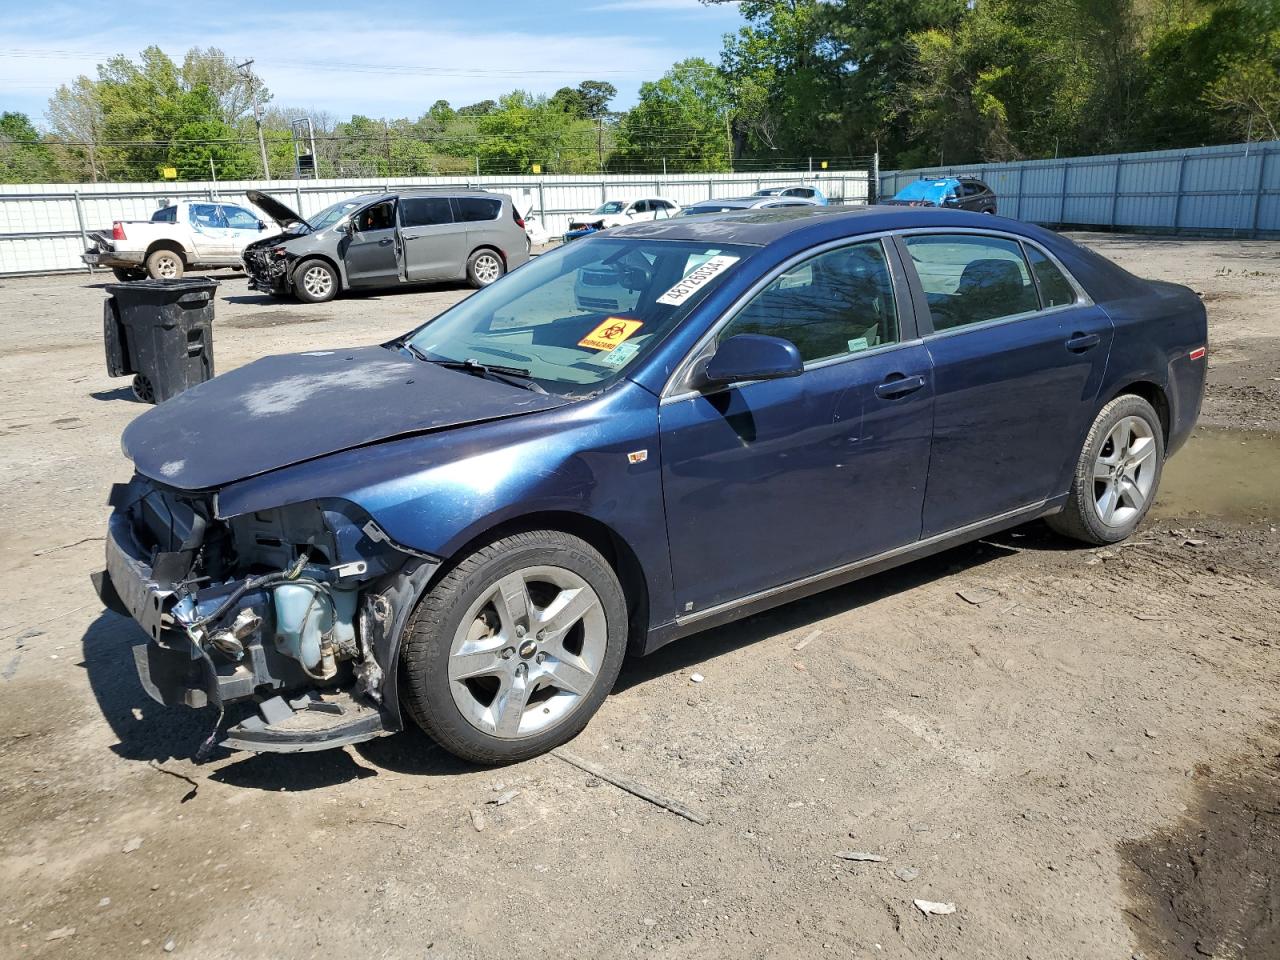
[215,382,677,629]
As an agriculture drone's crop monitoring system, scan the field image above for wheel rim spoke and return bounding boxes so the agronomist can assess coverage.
[448,643,506,682]
[493,572,532,635]
[1096,482,1118,524]
[537,586,600,644]
[541,654,595,696]
[492,668,532,738]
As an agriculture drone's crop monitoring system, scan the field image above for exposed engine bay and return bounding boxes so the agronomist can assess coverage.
[97,475,438,757]
[241,242,292,295]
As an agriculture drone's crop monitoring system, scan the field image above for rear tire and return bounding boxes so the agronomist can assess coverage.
[400,530,628,764]
[293,259,338,303]
[467,248,505,288]
[145,249,184,280]
[1048,394,1164,545]
[111,267,145,282]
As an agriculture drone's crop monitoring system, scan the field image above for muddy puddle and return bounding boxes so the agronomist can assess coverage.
[1120,727,1280,960]
[1154,427,1280,522]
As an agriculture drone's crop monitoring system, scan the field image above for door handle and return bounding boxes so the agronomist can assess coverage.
[874,373,927,399]
[1065,332,1100,352]
[378,237,393,246]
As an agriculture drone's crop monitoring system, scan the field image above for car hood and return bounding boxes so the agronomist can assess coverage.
[246,190,308,230]
[122,345,568,491]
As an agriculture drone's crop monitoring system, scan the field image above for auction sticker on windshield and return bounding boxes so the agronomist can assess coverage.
[656,255,740,306]
[579,318,643,351]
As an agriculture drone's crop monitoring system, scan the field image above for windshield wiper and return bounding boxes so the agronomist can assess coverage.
[415,352,547,394]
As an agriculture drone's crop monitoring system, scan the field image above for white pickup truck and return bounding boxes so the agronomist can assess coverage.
[82,199,280,280]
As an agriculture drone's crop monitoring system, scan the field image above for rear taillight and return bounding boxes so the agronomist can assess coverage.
[512,208,525,230]
[112,221,126,241]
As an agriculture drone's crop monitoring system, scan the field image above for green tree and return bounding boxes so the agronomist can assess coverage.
[0,112,59,183]
[45,46,258,181]
[615,58,731,171]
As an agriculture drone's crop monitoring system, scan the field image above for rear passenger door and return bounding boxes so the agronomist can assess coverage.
[898,232,1113,536]
[660,239,935,614]
[455,196,506,272]
[400,196,467,281]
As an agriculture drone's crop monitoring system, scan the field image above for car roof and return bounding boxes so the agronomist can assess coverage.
[604,204,1026,246]
[396,187,499,199]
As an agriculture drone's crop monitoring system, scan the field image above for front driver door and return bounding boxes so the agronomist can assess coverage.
[344,200,402,287]
[660,238,935,617]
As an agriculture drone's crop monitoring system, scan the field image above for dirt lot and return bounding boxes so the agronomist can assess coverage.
[1,235,1277,960]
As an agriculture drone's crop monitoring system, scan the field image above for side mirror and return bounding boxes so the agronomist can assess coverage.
[257,220,268,230]
[694,334,803,388]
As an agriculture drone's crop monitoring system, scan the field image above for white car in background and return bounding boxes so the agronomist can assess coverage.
[567,197,681,232]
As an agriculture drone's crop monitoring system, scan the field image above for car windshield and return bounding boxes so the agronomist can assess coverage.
[307,198,367,231]
[592,201,627,215]
[894,180,954,202]
[403,237,757,394]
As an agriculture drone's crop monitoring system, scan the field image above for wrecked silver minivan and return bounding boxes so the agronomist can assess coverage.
[242,188,531,303]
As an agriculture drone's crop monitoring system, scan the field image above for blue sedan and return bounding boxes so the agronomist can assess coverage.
[96,206,1207,764]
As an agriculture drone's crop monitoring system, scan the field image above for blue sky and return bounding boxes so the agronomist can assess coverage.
[0,0,746,127]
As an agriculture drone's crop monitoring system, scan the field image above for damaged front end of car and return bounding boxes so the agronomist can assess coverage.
[94,475,438,758]
[242,242,294,295]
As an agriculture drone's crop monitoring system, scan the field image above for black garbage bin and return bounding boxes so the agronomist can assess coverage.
[103,277,218,403]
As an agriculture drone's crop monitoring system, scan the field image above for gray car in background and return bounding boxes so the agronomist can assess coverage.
[242,188,531,303]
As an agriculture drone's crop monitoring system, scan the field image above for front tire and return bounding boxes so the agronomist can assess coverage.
[467,248,505,288]
[1048,394,1164,544]
[400,530,628,764]
[293,259,338,303]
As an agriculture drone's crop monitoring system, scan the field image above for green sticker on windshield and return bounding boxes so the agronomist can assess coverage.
[597,341,641,368]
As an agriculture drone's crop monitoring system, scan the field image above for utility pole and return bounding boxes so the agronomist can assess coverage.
[726,116,733,171]
[383,119,392,174]
[597,118,604,172]
[236,59,270,180]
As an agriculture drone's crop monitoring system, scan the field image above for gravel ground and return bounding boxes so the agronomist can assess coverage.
[0,235,1277,960]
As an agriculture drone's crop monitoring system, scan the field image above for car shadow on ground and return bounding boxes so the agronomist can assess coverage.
[222,280,471,307]
[613,532,1025,693]
[78,522,1079,788]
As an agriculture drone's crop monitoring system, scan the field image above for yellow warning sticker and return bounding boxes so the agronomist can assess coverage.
[578,317,643,351]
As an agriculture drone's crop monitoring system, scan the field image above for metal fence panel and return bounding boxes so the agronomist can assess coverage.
[0,169,869,276]
[879,141,1280,237]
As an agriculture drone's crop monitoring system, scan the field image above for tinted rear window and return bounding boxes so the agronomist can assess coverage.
[400,197,453,227]
[454,197,502,222]
[152,206,177,222]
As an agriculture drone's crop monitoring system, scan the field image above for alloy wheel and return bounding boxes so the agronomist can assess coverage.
[448,565,607,739]
[473,254,501,285]
[1092,415,1157,526]
[302,265,333,298]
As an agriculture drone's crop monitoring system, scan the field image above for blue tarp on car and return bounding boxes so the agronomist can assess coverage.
[892,179,958,204]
